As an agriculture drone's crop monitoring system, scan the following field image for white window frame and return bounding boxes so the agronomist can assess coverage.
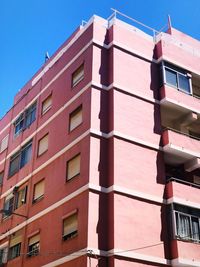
[162,62,192,95]
[173,205,200,243]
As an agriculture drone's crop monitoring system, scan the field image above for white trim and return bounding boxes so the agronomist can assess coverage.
[41,248,87,267]
[171,257,200,267]
[0,242,8,249]
[90,129,162,151]
[164,143,200,159]
[160,97,200,115]
[111,248,170,265]
[89,183,165,204]
[167,197,200,210]
[41,246,170,266]
[156,55,200,77]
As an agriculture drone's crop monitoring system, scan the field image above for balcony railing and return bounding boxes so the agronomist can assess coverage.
[167,177,200,189]
[162,127,200,142]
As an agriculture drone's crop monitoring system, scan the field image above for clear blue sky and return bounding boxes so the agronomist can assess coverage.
[1,0,200,118]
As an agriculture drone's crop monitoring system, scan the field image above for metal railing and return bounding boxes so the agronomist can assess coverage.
[107,8,168,42]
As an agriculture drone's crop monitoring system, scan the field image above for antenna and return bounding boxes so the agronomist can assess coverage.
[167,15,172,29]
[45,51,50,62]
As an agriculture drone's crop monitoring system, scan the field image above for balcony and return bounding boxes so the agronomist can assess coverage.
[160,84,200,114]
[166,177,200,204]
[162,128,200,170]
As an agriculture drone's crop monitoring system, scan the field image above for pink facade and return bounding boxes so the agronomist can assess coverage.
[0,14,199,267]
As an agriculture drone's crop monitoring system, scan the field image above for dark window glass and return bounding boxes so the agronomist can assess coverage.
[0,171,4,185]
[20,143,32,168]
[9,153,20,177]
[9,244,21,260]
[27,242,40,257]
[165,68,177,87]
[174,204,200,242]
[24,103,36,128]
[178,74,190,93]
[14,114,24,135]
[14,102,37,136]
[8,141,32,177]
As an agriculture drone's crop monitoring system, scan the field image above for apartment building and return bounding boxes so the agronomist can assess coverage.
[0,11,199,267]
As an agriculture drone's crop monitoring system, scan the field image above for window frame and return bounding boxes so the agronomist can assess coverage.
[69,105,83,132]
[8,140,32,178]
[14,102,37,137]
[37,134,49,157]
[14,186,27,210]
[71,64,84,88]
[62,212,78,241]
[8,243,21,260]
[3,194,14,219]
[0,134,9,153]
[66,154,81,181]
[32,179,45,204]
[162,62,192,95]
[41,94,52,115]
[27,234,40,257]
[172,204,200,243]
[0,246,8,264]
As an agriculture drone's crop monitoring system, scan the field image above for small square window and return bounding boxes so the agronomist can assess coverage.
[37,134,49,157]
[72,64,84,87]
[69,106,82,132]
[27,234,40,257]
[66,154,80,181]
[42,95,52,115]
[63,213,78,241]
[33,180,45,203]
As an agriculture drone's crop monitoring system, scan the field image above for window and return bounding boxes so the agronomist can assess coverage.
[8,140,32,177]
[37,134,49,157]
[72,64,84,87]
[33,180,45,203]
[0,247,8,264]
[42,95,52,115]
[24,102,37,128]
[0,171,4,186]
[162,62,191,94]
[9,231,22,260]
[27,234,40,257]
[0,135,9,153]
[14,186,27,210]
[69,106,82,132]
[66,154,80,181]
[3,193,14,219]
[173,204,200,242]
[14,102,37,136]
[63,213,78,241]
